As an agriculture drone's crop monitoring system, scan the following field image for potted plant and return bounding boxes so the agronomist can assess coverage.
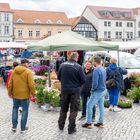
[118,98,133,108]
[34,77,46,86]
[35,86,45,107]
[127,87,140,103]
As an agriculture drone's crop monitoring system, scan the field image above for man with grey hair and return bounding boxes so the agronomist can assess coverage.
[58,51,86,134]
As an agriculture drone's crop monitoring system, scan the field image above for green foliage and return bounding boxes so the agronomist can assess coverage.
[104,98,133,108]
[44,90,53,104]
[36,86,45,104]
[35,78,46,85]
[51,95,60,107]
[127,87,140,103]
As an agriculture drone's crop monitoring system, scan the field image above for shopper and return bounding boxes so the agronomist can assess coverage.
[82,56,106,129]
[8,59,35,133]
[79,60,96,121]
[58,52,86,134]
[106,57,127,112]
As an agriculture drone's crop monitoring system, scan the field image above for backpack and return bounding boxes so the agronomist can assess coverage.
[106,68,120,89]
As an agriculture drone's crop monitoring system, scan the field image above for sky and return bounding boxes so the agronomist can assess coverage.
[0,0,140,17]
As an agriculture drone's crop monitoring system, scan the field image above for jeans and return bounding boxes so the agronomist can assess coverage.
[108,88,120,106]
[58,91,80,132]
[12,99,30,130]
[81,91,96,118]
[86,90,106,124]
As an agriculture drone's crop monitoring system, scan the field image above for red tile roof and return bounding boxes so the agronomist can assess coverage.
[86,5,137,20]
[0,3,13,12]
[13,9,70,25]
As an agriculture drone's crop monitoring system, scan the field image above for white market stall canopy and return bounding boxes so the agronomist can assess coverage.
[102,41,140,50]
[0,42,27,49]
[28,31,118,51]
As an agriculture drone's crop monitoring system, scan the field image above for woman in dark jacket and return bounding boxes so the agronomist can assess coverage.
[79,61,96,120]
[106,57,127,112]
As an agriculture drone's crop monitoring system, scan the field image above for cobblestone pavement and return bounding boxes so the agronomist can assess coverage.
[0,84,140,140]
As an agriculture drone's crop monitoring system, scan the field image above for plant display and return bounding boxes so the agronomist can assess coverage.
[135,77,140,87]
[35,86,45,104]
[104,98,133,108]
[34,77,46,85]
[51,89,61,107]
[43,88,53,104]
[127,87,140,103]
[33,65,49,76]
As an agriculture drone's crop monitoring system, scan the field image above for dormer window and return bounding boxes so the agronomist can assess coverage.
[16,18,24,23]
[111,11,121,18]
[34,19,41,24]
[46,19,52,24]
[56,20,63,24]
[122,12,131,18]
[98,10,110,17]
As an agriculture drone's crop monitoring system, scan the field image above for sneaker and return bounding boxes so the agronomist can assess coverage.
[82,123,92,129]
[94,123,104,128]
[21,127,28,133]
[109,105,113,112]
[113,107,122,112]
[12,128,16,132]
[68,128,77,134]
[78,115,86,120]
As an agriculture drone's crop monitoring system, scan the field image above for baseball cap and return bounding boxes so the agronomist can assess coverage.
[21,59,30,64]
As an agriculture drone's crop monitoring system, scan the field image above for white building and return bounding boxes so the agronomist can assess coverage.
[81,6,140,41]
[0,3,13,42]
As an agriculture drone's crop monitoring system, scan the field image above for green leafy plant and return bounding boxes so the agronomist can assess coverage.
[51,95,60,107]
[36,86,45,104]
[104,98,133,108]
[35,78,46,85]
[127,87,140,103]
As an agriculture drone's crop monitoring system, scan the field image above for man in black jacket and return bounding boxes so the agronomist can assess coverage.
[58,51,86,134]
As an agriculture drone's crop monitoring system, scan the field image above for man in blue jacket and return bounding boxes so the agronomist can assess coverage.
[82,56,106,129]
[58,51,86,134]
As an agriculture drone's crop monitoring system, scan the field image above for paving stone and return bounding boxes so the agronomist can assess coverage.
[1,84,140,140]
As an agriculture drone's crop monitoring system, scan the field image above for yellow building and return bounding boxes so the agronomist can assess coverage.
[13,10,71,43]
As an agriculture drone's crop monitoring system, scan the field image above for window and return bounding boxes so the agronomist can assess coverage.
[138,22,140,28]
[4,13,9,22]
[47,31,51,36]
[4,26,9,35]
[98,10,110,17]
[104,31,111,39]
[34,19,41,24]
[127,22,129,27]
[104,21,107,26]
[46,19,52,24]
[116,32,122,39]
[108,21,111,27]
[36,31,40,37]
[138,31,140,37]
[29,30,33,37]
[17,18,24,23]
[18,30,22,37]
[0,26,1,35]
[56,20,63,24]
[127,22,133,27]
[116,22,122,27]
[58,31,62,33]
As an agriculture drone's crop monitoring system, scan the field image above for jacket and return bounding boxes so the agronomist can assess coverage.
[8,66,35,99]
[106,64,127,90]
[81,68,93,94]
[58,59,86,93]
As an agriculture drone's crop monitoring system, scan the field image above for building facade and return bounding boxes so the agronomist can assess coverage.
[0,3,13,42]
[13,10,71,43]
[79,6,140,41]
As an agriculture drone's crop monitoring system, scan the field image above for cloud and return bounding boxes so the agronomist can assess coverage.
[0,0,140,17]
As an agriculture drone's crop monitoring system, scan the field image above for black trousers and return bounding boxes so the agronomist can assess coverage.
[58,91,80,132]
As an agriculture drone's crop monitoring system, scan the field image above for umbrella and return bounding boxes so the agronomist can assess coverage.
[0,42,27,49]
[28,31,118,51]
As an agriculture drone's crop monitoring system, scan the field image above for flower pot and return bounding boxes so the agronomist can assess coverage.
[53,107,61,112]
[41,104,51,111]
[45,103,51,108]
